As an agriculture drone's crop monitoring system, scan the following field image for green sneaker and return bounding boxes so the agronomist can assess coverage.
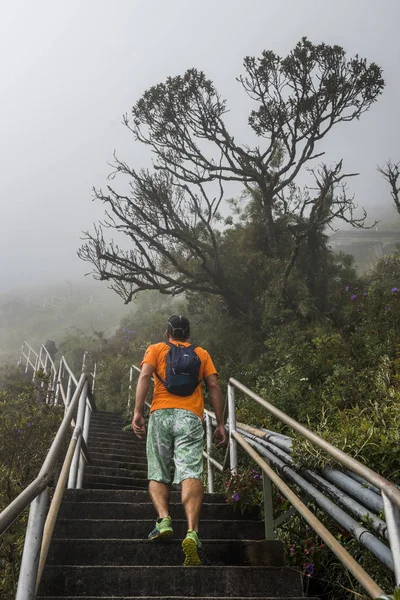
[148,516,173,541]
[182,529,203,566]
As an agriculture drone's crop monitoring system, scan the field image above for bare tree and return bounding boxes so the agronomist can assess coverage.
[79,38,384,315]
[281,161,368,294]
[378,160,400,214]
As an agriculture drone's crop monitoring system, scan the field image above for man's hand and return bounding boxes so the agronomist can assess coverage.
[132,412,146,439]
[214,423,227,447]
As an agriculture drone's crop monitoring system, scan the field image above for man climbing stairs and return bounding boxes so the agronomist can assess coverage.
[37,411,317,599]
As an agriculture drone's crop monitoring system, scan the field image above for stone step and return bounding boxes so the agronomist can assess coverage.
[87,441,147,454]
[58,502,258,521]
[39,597,318,599]
[91,458,147,471]
[47,539,285,567]
[82,474,149,489]
[54,519,264,540]
[88,435,146,448]
[89,430,137,442]
[82,480,148,491]
[63,489,225,504]
[90,417,125,424]
[39,566,303,597]
[90,451,147,465]
[88,446,147,459]
[84,466,148,480]
[89,427,129,436]
[90,421,125,429]
[90,418,125,425]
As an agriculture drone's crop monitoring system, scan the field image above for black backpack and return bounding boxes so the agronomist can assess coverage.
[155,342,201,397]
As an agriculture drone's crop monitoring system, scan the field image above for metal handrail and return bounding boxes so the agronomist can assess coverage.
[230,378,400,511]
[35,424,83,593]
[18,342,38,374]
[3,345,97,600]
[234,431,386,600]
[202,380,400,599]
[0,373,87,536]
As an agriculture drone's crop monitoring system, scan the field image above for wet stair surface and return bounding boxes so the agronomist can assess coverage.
[38,411,317,599]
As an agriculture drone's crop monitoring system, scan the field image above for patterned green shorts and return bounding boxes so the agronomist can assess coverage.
[146,408,204,485]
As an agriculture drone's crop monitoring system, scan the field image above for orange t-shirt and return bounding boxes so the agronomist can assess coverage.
[141,340,217,419]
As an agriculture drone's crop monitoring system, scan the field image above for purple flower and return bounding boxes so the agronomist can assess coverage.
[385,305,390,311]
[252,469,262,480]
[27,422,31,427]
[290,546,295,556]
[363,292,368,297]
[306,563,314,575]
[350,294,357,301]
[391,287,398,293]
[17,429,21,434]
[233,492,240,501]
[345,286,349,292]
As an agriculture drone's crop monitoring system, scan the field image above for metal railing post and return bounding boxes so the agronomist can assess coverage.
[382,492,400,586]
[92,362,97,393]
[227,382,238,475]
[54,363,62,406]
[35,426,82,594]
[206,413,214,493]
[66,375,73,407]
[68,381,88,489]
[76,393,92,489]
[128,366,133,411]
[24,347,30,374]
[263,469,274,540]
[15,488,48,600]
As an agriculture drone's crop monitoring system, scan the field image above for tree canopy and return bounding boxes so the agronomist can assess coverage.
[79,38,384,325]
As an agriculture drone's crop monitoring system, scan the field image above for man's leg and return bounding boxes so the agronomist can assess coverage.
[149,480,170,518]
[173,410,204,565]
[146,410,174,540]
[181,478,203,532]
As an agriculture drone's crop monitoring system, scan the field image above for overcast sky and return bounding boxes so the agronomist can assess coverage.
[1,0,399,293]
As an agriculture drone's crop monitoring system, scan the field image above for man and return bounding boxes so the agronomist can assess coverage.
[132,314,226,566]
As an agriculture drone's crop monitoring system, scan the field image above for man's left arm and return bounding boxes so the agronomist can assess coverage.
[132,362,154,439]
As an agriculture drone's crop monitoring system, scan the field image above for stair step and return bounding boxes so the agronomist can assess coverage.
[39,565,303,597]
[63,489,225,503]
[92,411,124,420]
[39,597,318,599]
[82,474,149,488]
[54,519,264,540]
[84,466,148,479]
[89,430,137,441]
[88,446,147,458]
[47,539,285,566]
[82,481,149,491]
[88,436,146,448]
[88,441,147,453]
[90,458,147,471]
[58,502,259,520]
[90,451,147,465]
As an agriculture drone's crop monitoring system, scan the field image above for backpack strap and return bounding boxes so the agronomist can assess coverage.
[154,342,172,385]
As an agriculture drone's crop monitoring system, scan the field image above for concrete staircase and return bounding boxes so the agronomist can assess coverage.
[38,411,316,599]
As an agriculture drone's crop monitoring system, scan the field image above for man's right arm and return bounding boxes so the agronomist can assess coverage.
[204,373,227,446]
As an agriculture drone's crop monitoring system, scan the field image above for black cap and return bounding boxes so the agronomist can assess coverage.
[167,315,190,340]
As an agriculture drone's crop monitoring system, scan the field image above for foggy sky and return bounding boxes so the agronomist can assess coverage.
[1,0,399,294]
